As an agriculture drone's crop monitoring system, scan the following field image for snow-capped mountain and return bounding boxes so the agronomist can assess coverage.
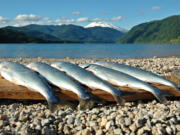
[85,22,128,33]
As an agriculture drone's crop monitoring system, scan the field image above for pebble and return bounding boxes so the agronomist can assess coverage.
[67,116,75,124]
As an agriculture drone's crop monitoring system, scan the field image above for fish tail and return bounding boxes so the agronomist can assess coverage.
[78,98,95,110]
[153,91,172,103]
[113,95,125,105]
[47,98,75,112]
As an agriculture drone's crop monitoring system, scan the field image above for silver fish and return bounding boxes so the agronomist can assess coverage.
[27,62,90,102]
[0,61,59,109]
[80,64,168,102]
[93,61,179,91]
[51,61,134,105]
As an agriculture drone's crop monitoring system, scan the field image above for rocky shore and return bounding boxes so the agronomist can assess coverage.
[0,57,180,135]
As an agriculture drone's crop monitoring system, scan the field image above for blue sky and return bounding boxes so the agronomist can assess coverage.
[0,0,179,30]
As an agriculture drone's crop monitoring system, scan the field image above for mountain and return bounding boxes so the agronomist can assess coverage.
[4,24,125,43]
[118,15,180,44]
[0,28,49,43]
[85,22,128,33]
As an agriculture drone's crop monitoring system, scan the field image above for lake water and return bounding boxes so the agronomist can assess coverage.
[0,43,179,59]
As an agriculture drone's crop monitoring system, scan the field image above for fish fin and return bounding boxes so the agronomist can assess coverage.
[113,95,125,105]
[78,98,95,110]
[153,91,173,103]
[47,99,75,113]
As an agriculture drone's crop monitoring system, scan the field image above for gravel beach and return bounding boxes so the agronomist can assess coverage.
[0,57,180,135]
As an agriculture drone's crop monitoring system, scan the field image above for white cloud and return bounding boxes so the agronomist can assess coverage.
[76,17,89,22]
[15,14,41,21]
[72,11,81,15]
[55,17,75,24]
[44,17,53,23]
[152,6,161,10]
[90,18,102,22]
[111,16,122,21]
[14,14,43,26]
[0,16,10,24]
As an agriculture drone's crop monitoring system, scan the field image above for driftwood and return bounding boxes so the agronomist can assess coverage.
[0,75,179,102]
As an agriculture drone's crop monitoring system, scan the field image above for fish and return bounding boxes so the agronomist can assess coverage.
[93,61,179,91]
[80,64,168,102]
[51,61,134,105]
[0,61,59,110]
[27,62,93,109]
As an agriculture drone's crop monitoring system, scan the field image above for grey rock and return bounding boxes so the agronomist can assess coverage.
[0,120,4,128]
[166,126,172,135]
[67,116,75,124]
[41,119,49,126]
[76,125,83,131]
[63,125,70,134]
[105,121,114,131]
[74,118,81,126]
[113,128,122,135]
[96,129,103,135]
[89,121,97,127]
[124,117,132,126]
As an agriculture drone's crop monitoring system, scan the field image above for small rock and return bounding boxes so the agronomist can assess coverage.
[129,123,137,133]
[76,128,93,135]
[96,129,103,135]
[137,128,144,135]
[124,117,132,126]
[0,114,6,120]
[63,125,70,134]
[89,121,97,127]
[41,119,49,126]
[67,116,75,124]
[105,121,114,131]
[100,118,107,127]
[76,125,83,131]
[166,126,172,134]
[113,128,122,135]
[0,120,4,128]
[176,125,180,132]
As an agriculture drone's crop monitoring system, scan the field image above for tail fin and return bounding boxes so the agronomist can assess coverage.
[47,99,75,113]
[153,91,173,103]
[78,99,95,110]
[113,95,125,105]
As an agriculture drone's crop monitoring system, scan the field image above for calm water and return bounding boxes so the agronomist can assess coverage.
[0,43,179,58]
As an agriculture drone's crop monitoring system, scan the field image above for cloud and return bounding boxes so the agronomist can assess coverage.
[76,17,89,22]
[14,14,43,26]
[44,17,53,23]
[90,18,102,22]
[0,16,10,24]
[111,16,122,21]
[55,17,75,24]
[15,14,41,22]
[152,6,161,10]
[72,11,81,15]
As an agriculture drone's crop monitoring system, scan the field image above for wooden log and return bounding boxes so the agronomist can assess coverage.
[0,75,179,102]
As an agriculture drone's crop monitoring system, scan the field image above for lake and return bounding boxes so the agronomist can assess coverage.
[0,43,179,59]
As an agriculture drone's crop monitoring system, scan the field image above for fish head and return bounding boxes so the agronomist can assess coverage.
[27,62,39,71]
[0,61,10,71]
[78,63,91,68]
[83,64,98,73]
[51,62,66,71]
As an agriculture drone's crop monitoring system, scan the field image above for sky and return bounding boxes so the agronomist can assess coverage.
[0,0,180,30]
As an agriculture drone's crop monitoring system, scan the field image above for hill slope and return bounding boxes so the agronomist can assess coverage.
[6,24,125,43]
[118,15,180,44]
[0,28,49,43]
